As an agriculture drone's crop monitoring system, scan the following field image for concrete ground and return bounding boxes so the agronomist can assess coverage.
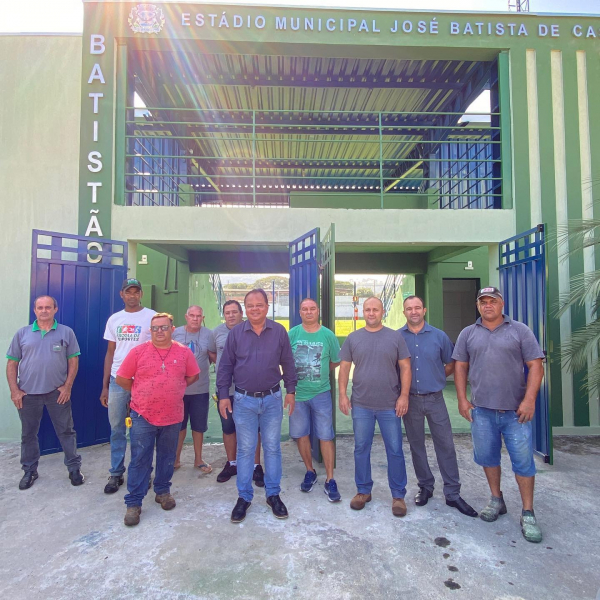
[0,435,599,600]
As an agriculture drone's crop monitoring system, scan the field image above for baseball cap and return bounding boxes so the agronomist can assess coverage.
[121,278,142,291]
[477,286,503,300]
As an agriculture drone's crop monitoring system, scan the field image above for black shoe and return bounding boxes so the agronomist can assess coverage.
[415,487,433,506]
[253,464,265,488]
[69,470,85,486]
[217,461,237,483]
[104,475,124,494]
[231,497,252,523]
[19,471,38,490]
[446,496,478,518]
[266,494,289,519]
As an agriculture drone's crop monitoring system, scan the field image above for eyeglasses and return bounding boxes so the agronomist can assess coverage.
[151,325,171,332]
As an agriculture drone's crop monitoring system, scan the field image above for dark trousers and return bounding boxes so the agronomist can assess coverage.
[18,390,81,473]
[403,391,461,501]
[124,410,180,508]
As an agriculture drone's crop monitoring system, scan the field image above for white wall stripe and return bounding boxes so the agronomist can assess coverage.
[526,50,542,228]
[576,51,600,427]
[551,50,575,427]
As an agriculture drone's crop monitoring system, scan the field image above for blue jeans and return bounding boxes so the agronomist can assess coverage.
[108,376,130,476]
[124,410,180,508]
[233,390,283,502]
[471,407,536,477]
[352,405,407,498]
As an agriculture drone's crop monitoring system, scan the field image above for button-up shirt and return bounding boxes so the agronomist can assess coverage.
[452,315,544,411]
[217,318,297,399]
[399,322,454,395]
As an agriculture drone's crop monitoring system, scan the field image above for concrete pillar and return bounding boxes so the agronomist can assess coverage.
[487,244,500,288]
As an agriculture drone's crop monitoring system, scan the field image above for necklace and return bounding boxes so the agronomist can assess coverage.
[153,343,174,371]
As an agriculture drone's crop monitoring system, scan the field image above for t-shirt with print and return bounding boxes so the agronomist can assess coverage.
[104,307,156,377]
[172,326,216,395]
[339,326,411,410]
[288,325,341,401]
[116,341,200,426]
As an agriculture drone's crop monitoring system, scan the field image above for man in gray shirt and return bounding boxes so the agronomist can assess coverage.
[6,295,84,489]
[339,296,412,517]
[172,305,216,471]
[453,287,545,543]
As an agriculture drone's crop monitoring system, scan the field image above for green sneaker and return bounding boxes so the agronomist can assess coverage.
[479,493,507,522]
[520,510,543,543]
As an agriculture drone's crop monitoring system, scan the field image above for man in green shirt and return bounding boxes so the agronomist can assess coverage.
[288,298,341,502]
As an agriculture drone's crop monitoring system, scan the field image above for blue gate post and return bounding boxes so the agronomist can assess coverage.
[30,230,128,454]
[499,224,552,463]
[288,229,321,460]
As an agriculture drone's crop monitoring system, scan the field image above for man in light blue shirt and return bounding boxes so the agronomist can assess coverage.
[400,296,477,518]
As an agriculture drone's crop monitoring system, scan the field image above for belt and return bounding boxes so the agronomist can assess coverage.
[235,385,280,398]
[410,391,441,397]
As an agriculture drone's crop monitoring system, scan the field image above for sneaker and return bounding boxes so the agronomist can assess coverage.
[253,464,265,488]
[520,510,543,543]
[300,469,318,492]
[324,479,341,502]
[104,475,124,494]
[69,469,85,486]
[350,493,372,510]
[155,493,176,510]
[124,506,141,527]
[479,493,507,522]
[19,471,38,490]
[217,461,237,483]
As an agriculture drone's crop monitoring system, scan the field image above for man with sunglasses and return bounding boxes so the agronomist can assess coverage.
[100,278,155,494]
[116,312,199,526]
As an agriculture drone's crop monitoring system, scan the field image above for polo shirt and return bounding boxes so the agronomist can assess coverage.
[399,322,454,395]
[216,318,297,399]
[452,315,544,411]
[6,320,81,395]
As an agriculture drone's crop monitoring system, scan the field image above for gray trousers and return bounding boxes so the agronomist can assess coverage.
[403,391,460,501]
[18,390,82,473]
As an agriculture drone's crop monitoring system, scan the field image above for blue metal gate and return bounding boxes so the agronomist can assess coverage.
[499,224,552,463]
[289,229,321,328]
[31,230,128,454]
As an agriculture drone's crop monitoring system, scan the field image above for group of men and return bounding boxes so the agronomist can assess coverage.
[6,279,545,542]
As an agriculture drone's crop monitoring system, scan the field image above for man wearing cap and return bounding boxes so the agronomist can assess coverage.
[400,296,477,517]
[217,289,297,523]
[172,304,217,472]
[116,312,200,526]
[453,286,545,543]
[6,295,84,489]
[100,278,156,494]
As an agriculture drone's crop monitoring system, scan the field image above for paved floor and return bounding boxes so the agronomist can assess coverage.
[1,435,598,600]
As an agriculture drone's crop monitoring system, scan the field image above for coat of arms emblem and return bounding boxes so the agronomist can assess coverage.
[128,4,165,34]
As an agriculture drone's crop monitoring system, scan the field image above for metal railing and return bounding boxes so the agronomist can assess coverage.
[123,108,502,210]
[380,274,406,316]
[209,274,225,317]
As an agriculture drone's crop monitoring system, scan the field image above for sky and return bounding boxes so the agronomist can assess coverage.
[0,0,598,33]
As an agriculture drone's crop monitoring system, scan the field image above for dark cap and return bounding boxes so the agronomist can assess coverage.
[121,278,142,291]
[477,286,503,300]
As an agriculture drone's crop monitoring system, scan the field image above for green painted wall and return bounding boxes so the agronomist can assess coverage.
[189,275,222,329]
[425,248,488,331]
[291,193,427,210]
[0,35,82,441]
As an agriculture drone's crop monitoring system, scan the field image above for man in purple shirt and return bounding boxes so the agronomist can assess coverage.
[217,289,297,523]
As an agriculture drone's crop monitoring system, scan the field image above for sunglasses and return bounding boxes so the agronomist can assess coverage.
[151,325,171,332]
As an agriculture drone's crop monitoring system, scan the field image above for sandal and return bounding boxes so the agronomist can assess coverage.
[196,462,212,474]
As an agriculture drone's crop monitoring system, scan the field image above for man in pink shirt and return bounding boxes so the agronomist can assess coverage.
[116,312,199,527]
